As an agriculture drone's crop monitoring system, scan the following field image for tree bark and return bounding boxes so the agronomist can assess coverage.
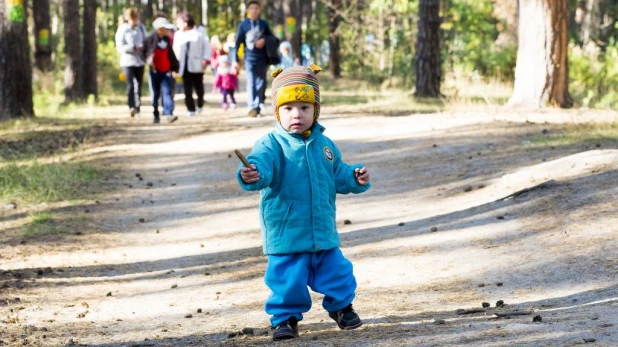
[508,0,573,108]
[328,0,342,78]
[33,0,53,72]
[63,0,82,103]
[82,0,97,99]
[414,0,441,97]
[0,0,34,120]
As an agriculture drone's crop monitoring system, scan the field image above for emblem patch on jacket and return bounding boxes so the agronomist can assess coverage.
[324,146,334,162]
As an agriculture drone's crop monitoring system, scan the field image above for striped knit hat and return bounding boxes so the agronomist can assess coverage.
[271,65,322,127]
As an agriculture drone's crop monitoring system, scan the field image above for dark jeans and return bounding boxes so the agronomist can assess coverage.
[245,61,267,111]
[149,71,175,118]
[182,72,205,112]
[122,66,145,112]
[222,89,236,104]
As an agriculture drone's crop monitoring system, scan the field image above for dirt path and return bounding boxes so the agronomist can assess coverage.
[2,92,618,346]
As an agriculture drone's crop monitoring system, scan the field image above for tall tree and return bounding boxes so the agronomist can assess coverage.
[414,0,441,97]
[328,0,342,78]
[508,0,573,108]
[82,0,97,99]
[0,0,34,120]
[63,0,82,102]
[33,0,53,72]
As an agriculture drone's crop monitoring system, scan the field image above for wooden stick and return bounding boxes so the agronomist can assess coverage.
[493,311,532,317]
[234,150,252,168]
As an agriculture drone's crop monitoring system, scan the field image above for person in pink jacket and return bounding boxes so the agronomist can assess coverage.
[213,55,238,110]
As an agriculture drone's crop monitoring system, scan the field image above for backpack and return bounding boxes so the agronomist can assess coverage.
[265,35,281,66]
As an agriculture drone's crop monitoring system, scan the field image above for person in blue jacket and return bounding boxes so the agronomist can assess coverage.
[237,65,371,341]
[232,0,273,118]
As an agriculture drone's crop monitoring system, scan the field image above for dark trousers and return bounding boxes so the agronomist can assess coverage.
[182,72,205,112]
[245,61,267,111]
[222,89,236,104]
[122,66,145,112]
[149,71,175,118]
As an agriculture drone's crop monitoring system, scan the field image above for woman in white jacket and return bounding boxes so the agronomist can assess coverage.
[173,12,211,117]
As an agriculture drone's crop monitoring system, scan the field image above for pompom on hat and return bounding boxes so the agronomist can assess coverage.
[271,64,322,124]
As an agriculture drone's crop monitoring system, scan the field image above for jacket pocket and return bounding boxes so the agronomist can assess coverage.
[264,199,294,239]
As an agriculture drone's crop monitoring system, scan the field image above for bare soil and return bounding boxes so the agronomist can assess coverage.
[1,90,618,347]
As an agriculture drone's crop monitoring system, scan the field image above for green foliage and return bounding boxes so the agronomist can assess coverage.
[0,161,105,205]
[569,41,618,109]
[97,40,125,96]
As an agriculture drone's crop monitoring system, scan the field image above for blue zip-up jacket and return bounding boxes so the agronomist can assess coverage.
[234,18,272,64]
[237,123,371,255]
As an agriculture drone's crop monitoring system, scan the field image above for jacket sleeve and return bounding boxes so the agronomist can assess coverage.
[332,143,371,194]
[237,137,277,191]
[115,26,135,54]
[143,34,155,66]
[169,39,180,73]
[234,23,245,63]
[201,33,211,62]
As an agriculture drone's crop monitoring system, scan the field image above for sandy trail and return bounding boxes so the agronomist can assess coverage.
[1,96,618,346]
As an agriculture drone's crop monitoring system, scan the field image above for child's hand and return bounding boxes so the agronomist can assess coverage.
[355,168,370,186]
[240,164,260,183]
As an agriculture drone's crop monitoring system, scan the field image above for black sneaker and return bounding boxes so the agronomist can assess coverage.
[153,117,160,124]
[329,304,363,330]
[272,316,299,341]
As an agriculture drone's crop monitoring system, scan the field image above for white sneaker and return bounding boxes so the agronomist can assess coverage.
[135,112,140,118]
[188,111,195,117]
[196,108,203,115]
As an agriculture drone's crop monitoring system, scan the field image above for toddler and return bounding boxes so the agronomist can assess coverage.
[213,55,238,110]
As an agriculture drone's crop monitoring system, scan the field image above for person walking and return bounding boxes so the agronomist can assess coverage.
[233,1,274,117]
[173,12,210,117]
[213,55,238,111]
[144,17,179,124]
[115,7,147,118]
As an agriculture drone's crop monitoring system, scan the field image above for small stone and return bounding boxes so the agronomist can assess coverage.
[171,183,176,186]
[532,315,542,322]
[496,282,504,287]
[106,292,112,297]
[434,319,445,325]
[135,173,141,178]
[478,283,485,287]
[146,182,153,187]
[156,229,160,233]
[482,302,490,308]
[430,226,438,232]
[464,185,473,192]
[204,272,211,276]
[398,222,405,226]
[477,184,486,189]
[184,314,193,318]
[197,308,202,313]
[497,215,505,220]
[241,327,254,335]
[596,144,601,148]
[216,291,221,294]
[343,220,352,225]
[138,218,145,223]
[583,338,596,343]
[200,244,204,248]
[75,231,83,236]
[433,144,438,148]
[228,154,232,158]
[171,284,178,289]
[496,300,505,308]
[542,129,549,134]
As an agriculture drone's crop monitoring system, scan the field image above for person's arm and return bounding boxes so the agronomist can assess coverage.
[201,32,211,62]
[169,38,180,73]
[332,143,371,194]
[263,19,273,37]
[115,26,135,53]
[237,138,277,191]
[234,22,245,63]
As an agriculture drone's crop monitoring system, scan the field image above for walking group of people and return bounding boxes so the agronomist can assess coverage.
[114,0,282,123]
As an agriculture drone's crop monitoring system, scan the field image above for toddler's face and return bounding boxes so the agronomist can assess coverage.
[279,102,315,135]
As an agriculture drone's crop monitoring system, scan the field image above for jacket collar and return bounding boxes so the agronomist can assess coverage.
[274,122,325,143]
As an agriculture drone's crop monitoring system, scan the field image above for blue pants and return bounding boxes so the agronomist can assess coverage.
[265,248,357,327]
[245,61,267,112]
[149,71,174,118]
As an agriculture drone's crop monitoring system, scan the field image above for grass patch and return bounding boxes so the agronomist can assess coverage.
[23,212,88,236]
[528,123,618,148]
[0,161,107,205]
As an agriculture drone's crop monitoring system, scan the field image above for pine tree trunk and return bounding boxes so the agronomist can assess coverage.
[414,0,441,97]
[63,0,82,103]
[0,0,34,120]
[33,0,53,72]
[82,0,97,99]
[508,0,573,108]
[328,0,342,78]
